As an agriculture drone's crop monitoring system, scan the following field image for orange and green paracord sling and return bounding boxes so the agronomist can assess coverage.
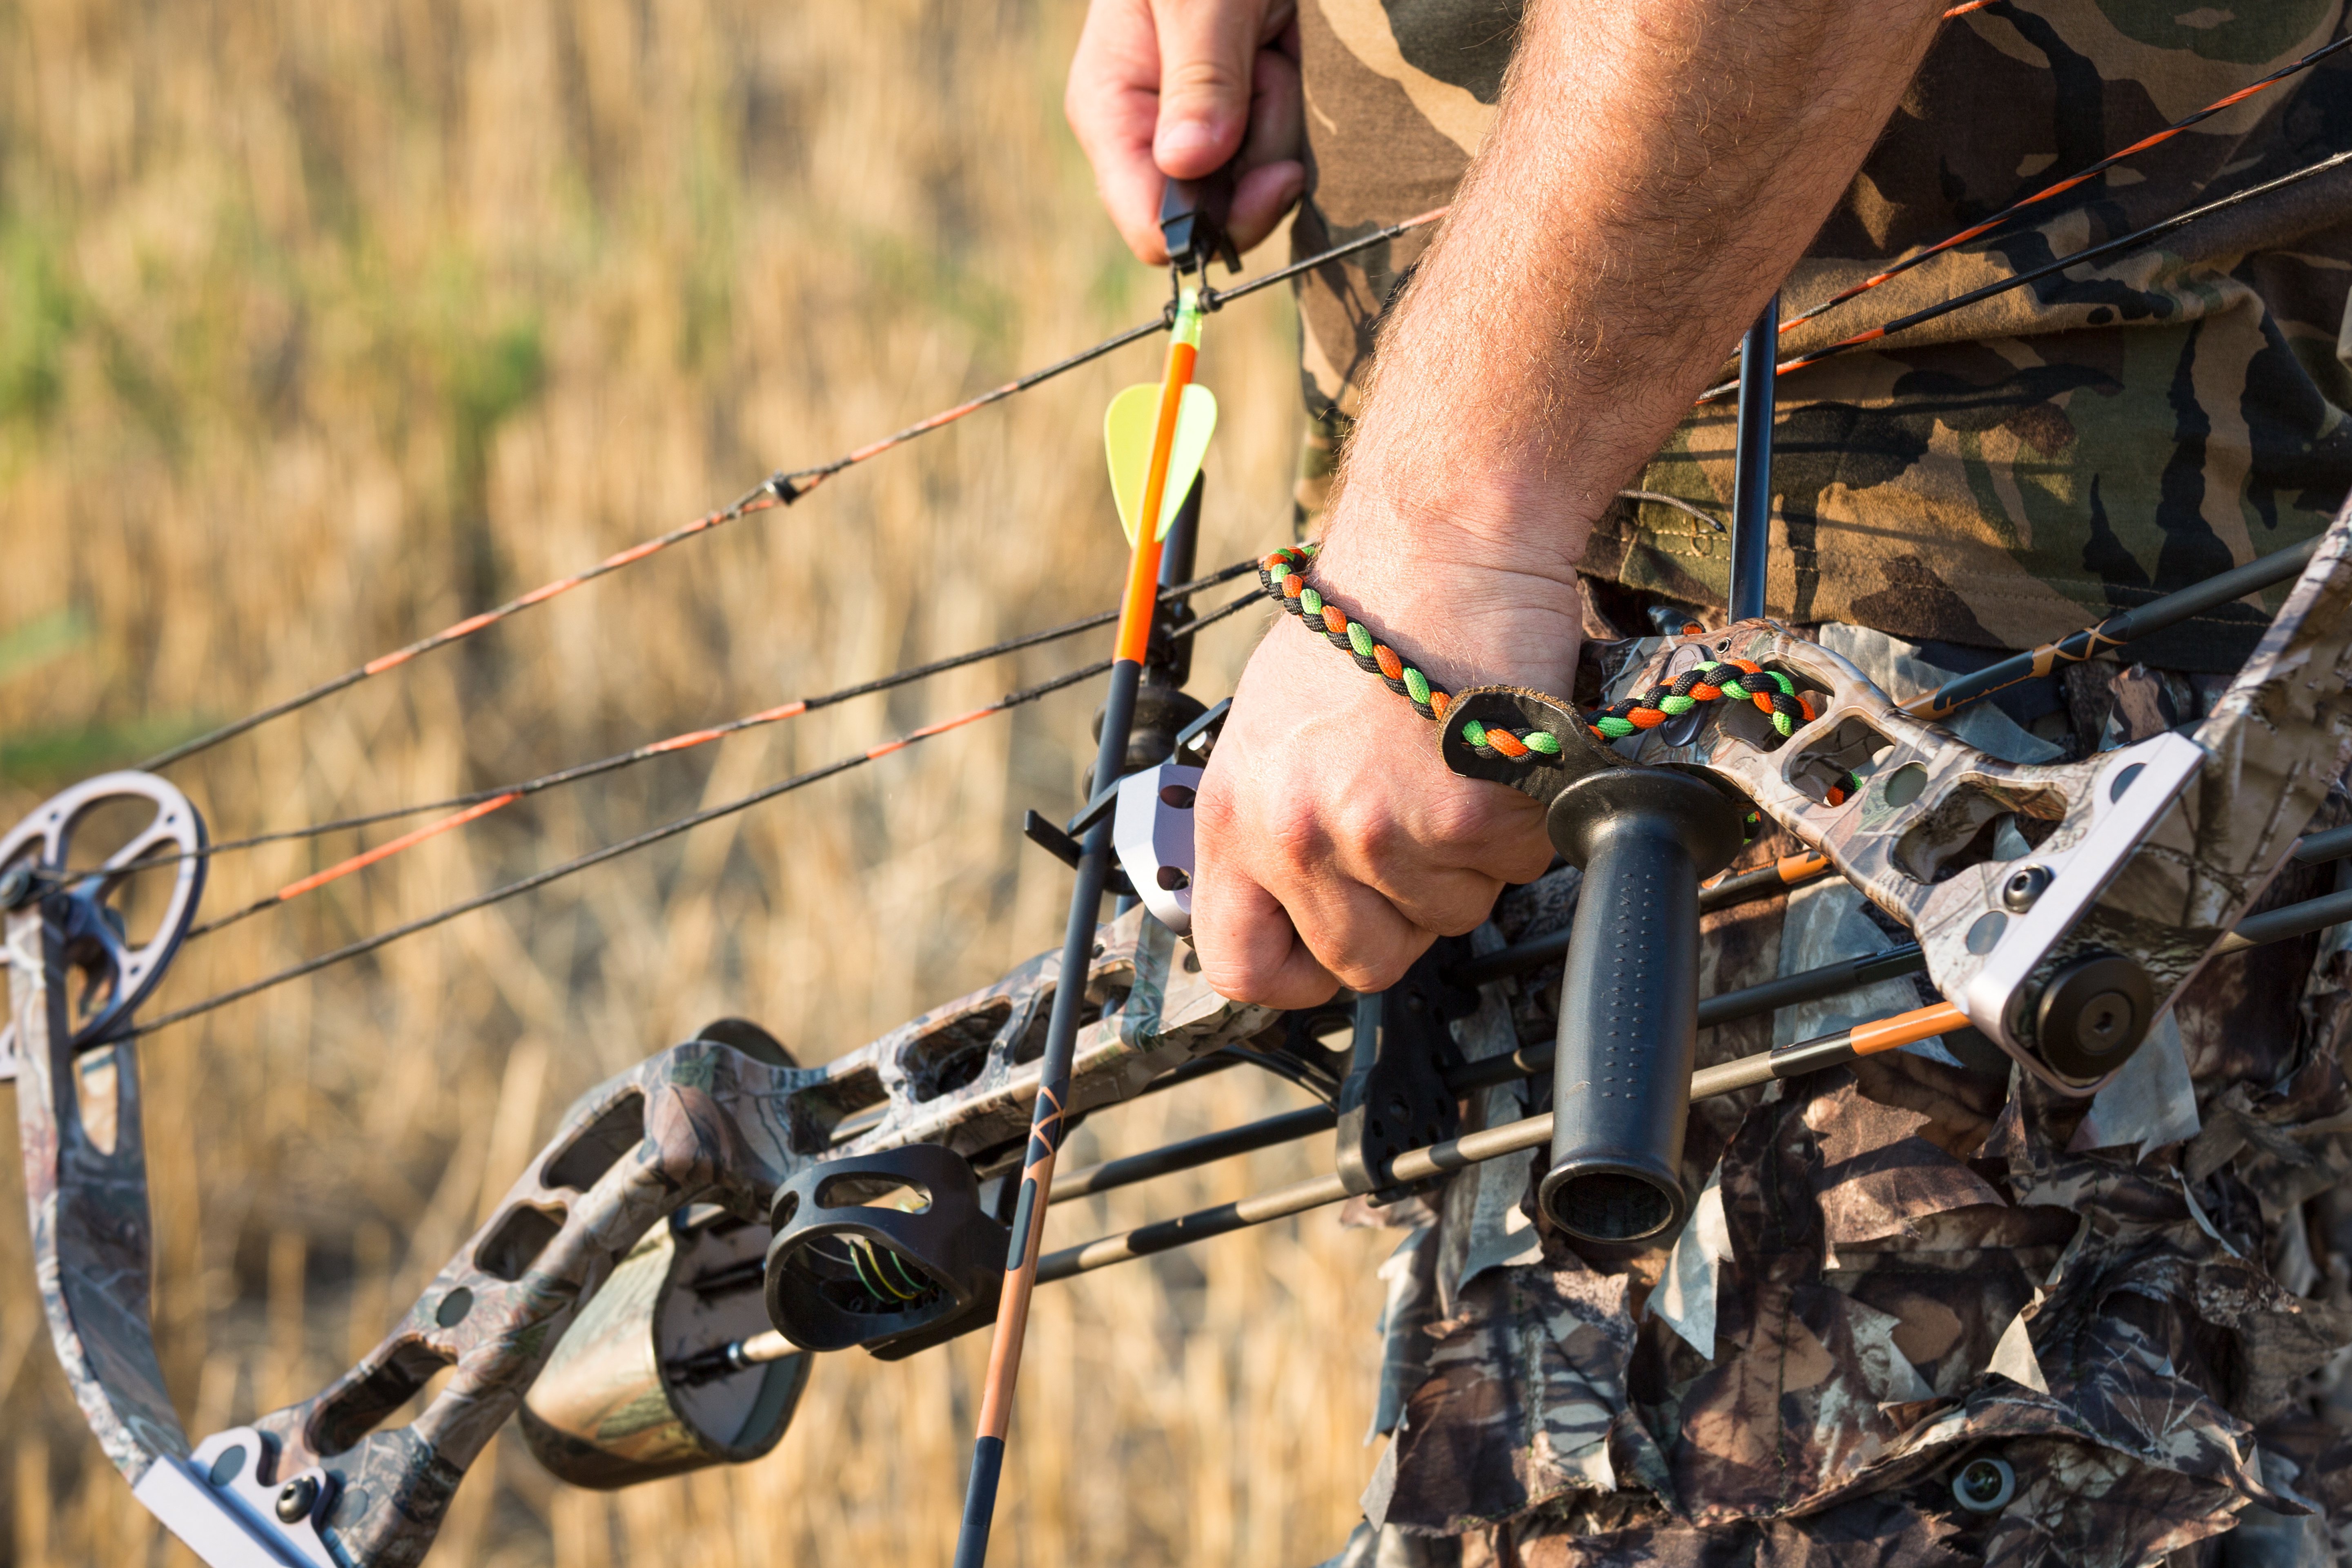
[1258,544,1833,765]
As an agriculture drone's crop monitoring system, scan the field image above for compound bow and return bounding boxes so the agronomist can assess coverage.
[6,47,2352,1567]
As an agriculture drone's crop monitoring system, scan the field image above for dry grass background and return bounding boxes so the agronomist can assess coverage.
[0,0,1397,1562]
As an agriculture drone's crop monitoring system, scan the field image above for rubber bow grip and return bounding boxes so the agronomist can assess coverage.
[1539,770,1744,1245]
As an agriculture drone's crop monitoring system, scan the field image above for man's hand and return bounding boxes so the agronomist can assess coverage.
[1189,0,1950,1007]
[1065,0,1304,264]
[1190,525,1575,1007]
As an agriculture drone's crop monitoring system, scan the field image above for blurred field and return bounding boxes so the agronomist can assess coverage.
[0,0,1394,1563]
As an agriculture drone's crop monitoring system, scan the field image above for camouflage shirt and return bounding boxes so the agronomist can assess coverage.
[1290,0,2352,673]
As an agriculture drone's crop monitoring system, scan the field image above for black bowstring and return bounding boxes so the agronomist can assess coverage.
[142,558,1260,878]
[1702,145,2352,401]
[117,587,1263,1041]
[132,217,1443,779]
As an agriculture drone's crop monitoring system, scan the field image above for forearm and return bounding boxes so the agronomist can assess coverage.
[1189,0,1947,1003]
[1315,0,1946,679]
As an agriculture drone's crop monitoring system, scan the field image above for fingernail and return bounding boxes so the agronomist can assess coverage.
[1157,119,1221,165]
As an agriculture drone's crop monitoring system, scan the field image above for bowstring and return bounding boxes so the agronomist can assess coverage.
[107,5,2349,1020]
[131,13,2345,777]
[131,220,1450,777]
[118,587,1263,1041]
[134,559,1257,869]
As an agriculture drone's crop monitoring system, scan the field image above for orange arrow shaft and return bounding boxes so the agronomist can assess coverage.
[1114,336,1199,665]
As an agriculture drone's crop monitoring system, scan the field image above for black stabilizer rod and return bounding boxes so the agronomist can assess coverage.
[1728,294,1779,623]
[1539,771,1747,1244]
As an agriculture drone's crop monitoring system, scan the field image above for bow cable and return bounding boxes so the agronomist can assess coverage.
[1700,145,2352,402]
[114,560,1260,928]
[1774,33,2352,341]
[113,588,1261,1041]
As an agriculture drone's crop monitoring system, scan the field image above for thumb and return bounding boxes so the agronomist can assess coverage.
[1152,0,1262,178]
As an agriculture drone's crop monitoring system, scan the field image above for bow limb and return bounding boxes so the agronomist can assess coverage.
[10,897,188,1482]
[15,880,1270,1567]
[2085,494,2352,972]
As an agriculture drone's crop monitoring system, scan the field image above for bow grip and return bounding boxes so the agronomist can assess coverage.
[1440,688,1746,1244]
[1538,769,1746,1241]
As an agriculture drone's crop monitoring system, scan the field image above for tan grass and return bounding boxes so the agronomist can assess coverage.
[0,0,1390,1561]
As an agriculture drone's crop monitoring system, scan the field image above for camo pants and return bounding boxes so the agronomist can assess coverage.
[1312,607,2352,1566]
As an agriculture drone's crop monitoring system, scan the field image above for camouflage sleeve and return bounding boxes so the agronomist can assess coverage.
[1291,0,2352,673]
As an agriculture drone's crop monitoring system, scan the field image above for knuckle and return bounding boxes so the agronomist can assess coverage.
[1329,939,1421,996]
[1429,879,1503,937]
[1337,793,1406,862]
[1262,801,1333,880]
[1164,56,1248,96]
[1196,938,1275,1004]
[1425,776,1510,838]
[1198,961,1263,1004]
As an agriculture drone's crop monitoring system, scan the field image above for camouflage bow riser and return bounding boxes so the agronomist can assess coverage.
[1592,495,2352,1091]
[11,519,2352,1566]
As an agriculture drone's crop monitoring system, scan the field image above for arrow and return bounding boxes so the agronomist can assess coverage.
[951,285,1211,1568]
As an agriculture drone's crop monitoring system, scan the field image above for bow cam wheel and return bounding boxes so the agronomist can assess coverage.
[0,771,207,1065]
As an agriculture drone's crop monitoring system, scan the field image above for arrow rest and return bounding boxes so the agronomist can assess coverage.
[1113,762,1202,934]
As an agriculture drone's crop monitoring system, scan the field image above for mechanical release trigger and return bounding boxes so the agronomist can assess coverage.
[1159,162,1241,278]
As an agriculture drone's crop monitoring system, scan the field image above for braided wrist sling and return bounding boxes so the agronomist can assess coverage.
[1257,545,1835,773]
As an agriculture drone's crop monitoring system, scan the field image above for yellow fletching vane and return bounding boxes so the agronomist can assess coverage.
[1104,383,1218,545]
